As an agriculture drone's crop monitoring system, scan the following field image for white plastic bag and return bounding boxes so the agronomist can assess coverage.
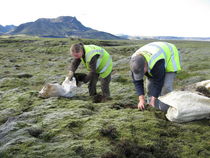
[39,77,78,98]
[159,91,210,123]
[195,80,210,90]
[61,77,78,97]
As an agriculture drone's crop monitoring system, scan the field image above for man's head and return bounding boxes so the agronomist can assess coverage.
[70,43,84,59]
[130,55,146,80]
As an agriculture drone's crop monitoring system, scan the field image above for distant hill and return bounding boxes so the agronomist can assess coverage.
[2,17,209,41]
[8,16,122,40]
[0,25,16,35]
[117,34,210,41]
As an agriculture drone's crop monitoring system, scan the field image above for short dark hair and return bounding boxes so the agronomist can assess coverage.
[70,43,84,54]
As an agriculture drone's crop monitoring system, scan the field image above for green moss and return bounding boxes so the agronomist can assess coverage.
[112,75,129,83]
[176,71,196,80]
[0,37,210,157]
[0,78,29,90]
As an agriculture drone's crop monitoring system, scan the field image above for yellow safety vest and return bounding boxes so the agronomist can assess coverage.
[81,45,112,78]
[133,42,181,74]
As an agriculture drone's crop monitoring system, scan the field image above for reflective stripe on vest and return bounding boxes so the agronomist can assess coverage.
[163,42,178,71]
[85,48,111,73]
[83,45,112,78]
[147,42,178,71]
[134,42,181,73]
[147,43,167,69]
[99,55,112,73]
[86,49,104,64]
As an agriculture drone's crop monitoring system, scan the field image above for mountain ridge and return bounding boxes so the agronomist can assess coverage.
[2,16,122,40]
[0,25,16,34]
[1,17,210,41]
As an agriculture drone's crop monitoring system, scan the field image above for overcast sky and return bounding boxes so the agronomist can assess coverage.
[1,0,210,37]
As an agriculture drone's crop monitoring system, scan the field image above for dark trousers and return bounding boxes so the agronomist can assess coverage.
[88,73,111,98]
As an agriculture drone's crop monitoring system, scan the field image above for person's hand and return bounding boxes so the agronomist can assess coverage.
[137,95,145,110]
[67,71,74,80]
[137,100,145,110]
[149,96,156,107]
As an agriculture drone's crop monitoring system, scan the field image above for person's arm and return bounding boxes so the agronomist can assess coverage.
[132,72,146,110]
[147,59,165,106]
[133,79,144,96]
[83,55,99,83]
[67,59,81,80]
[68,58,81,79]
[69,58,81,72]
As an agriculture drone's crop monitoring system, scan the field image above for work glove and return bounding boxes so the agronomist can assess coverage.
[67,71,74,80]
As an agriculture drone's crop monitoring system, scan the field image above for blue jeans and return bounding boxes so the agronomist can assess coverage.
[146,72,176,112]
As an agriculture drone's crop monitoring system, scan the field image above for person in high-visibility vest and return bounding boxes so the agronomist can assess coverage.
[67,43,112,102]
[130,42,181,111]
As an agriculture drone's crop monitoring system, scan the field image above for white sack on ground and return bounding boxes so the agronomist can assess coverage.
[195,80,210,90]
[159,91,210,123]
[39,77,79,98]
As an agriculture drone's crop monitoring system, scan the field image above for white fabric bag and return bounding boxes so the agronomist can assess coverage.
[195,80,210,90]
[159,91,210,123]
[61,77,78,97]
[39,77,79,98]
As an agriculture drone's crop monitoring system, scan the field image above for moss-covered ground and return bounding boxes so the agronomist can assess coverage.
[0,36,210,158]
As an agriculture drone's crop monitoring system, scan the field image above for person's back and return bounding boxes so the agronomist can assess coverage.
[133,42,181,73]
[130,41,181,111]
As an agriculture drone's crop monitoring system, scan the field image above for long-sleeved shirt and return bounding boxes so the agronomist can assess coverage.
[69,54,100,83]
[132,59,165,98]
